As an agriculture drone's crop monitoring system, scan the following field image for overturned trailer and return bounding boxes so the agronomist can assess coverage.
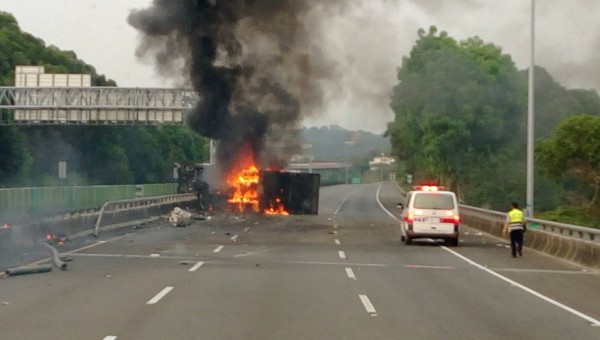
[259,171,320,215]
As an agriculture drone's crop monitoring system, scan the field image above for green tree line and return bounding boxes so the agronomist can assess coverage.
[0,12,209,187]
[387,26,600,225]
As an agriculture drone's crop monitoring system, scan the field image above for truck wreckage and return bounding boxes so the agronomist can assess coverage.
[174,161,320,217]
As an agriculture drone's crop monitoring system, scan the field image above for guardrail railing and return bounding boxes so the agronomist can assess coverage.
[459,204,600,242]
[94,193,197,237]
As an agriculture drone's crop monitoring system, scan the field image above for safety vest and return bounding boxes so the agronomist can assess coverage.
[508,208,523,224]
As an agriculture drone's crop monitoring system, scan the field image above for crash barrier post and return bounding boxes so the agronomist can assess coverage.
[94,193,197,237]
[459,204,600,269]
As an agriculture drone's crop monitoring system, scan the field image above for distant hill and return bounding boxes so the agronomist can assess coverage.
[301,125,391,162]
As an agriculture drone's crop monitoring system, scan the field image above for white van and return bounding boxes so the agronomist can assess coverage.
[399,185,460,246]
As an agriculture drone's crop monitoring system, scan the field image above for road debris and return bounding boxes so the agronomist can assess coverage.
[5,264,53,276]
[1,301,9,306]
[44,242,68,270]
[45,232,67,246]
[168,207,192,227]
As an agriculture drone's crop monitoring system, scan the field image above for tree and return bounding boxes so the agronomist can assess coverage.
[0,126,32,186]
[536,115,600,208]
[386,26,525,205]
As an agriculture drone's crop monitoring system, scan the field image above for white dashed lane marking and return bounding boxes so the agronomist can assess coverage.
[189,261,204,272]
[213,245,224,253]
[146,286,174,305]
[359,294,377,314]
[345,267,357,280]
[338,251,347,260]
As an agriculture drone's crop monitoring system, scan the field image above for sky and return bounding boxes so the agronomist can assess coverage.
[1,0,599,134]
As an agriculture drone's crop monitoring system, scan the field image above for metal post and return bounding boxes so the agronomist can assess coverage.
[526,0,535,217]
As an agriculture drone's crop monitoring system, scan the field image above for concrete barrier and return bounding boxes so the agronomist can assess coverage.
[461,212,600,269]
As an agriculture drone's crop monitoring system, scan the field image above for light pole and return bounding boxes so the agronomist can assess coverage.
[526,0,535,216]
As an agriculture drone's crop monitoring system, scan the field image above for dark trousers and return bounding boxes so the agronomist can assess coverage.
[510,229,524,256]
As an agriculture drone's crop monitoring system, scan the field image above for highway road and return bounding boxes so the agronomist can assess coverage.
[1,182,600,339]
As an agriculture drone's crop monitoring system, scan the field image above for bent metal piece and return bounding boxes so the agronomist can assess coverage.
[5,264,53,276]
[43,242,67,270]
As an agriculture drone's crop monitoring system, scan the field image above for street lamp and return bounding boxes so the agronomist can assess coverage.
[526,0,535,216]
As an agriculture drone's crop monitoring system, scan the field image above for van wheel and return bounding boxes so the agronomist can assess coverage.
[401,235,406,242]
[405,237,412,245]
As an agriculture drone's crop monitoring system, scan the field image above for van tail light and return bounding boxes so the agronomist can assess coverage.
[403,213,413,223]
[441,215,460,224]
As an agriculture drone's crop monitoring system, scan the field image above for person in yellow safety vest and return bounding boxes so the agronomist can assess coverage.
[503,202,526,257]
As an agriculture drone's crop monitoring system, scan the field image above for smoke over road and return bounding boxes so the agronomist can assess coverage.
[128,0,347,171]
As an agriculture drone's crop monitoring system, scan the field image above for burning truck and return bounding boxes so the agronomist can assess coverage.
[225,161,320,215]
[176,155,320,216]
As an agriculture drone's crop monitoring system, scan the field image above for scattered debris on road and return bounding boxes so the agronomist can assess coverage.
[168,207,192,227]
[1,301,9,306]
[45,232,67,246]
[44,242,67,270]
[5,264,53,276]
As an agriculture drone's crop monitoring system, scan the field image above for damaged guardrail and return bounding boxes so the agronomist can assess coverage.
[94,193,197,237]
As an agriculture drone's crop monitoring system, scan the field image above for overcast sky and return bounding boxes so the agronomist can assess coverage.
[1,0,599,133]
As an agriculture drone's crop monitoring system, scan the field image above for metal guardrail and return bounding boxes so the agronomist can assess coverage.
[94,193,197,237]
[460,204,600,242]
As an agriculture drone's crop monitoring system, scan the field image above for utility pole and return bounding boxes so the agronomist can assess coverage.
[526,0,536,216]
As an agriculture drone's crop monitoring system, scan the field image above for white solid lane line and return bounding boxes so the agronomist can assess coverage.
[345,267,357,280]
[359,294,377,314]
[213,245,224,253]
[335,239,341,245]
[147,286,174,305]
[189,261,204,272]
[338,251,346,259]
[443,247,600,327]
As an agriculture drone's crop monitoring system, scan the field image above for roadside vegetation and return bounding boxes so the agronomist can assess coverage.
[0,12,209,187]
[386,26,600,226]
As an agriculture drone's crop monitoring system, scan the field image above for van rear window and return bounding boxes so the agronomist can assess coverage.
[413,193,455,209]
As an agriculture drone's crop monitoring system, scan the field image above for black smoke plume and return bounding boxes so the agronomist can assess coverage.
[128,0,343,172]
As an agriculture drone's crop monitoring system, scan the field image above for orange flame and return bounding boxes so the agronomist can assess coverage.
[226,147,288,215]
[227,162,260,212]
[264,198,289,215]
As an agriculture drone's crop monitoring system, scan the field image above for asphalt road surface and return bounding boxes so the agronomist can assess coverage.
[1,182,600,339]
